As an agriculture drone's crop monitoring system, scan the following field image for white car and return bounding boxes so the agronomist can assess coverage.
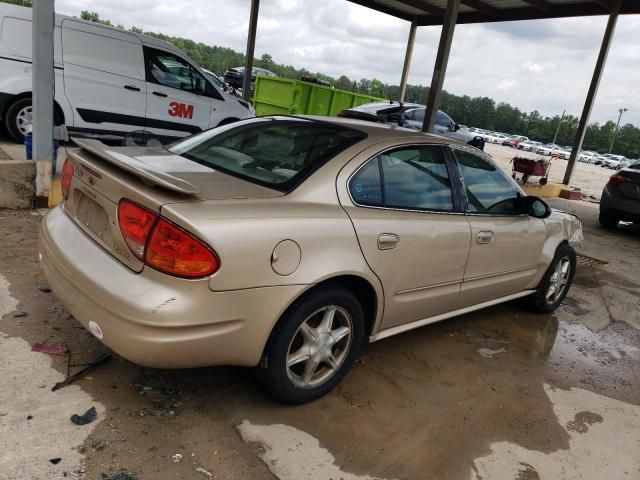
[0,4,254,142]
[535,144,561,155]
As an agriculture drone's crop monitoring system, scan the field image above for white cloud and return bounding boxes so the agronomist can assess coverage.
[54,0,640,125]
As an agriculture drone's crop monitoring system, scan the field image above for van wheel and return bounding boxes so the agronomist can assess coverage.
[5,98,33,142]
[255,286,364,404]
[4,97,63,143]
[524,243,576,314]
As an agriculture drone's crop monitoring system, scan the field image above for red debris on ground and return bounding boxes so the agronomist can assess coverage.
[31,343,69,356]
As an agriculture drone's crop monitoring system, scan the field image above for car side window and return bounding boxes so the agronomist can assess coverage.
[349,159,383,206]
[452,149,521,215]
[413,109,425,123]
[144,47,207,95]
[436,111,454,129]
[350,146,454,212]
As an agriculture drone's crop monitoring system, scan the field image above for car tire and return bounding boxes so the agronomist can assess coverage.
[4,97,63,143]
[524,243,576,314]
[5,97,33,143]
[599,210,618,230]
[255,286,365,404]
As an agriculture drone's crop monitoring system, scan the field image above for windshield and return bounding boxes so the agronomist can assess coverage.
[169,118,367,192]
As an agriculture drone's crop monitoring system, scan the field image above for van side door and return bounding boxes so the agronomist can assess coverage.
[61,20,147,134]
[143,47,221,139]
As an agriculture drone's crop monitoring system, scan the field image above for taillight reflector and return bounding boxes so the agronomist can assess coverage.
[117,200,158,261]
[61,159,74,200]
[117,199,218,278]
[608,174,628,186]
[145,219,219,278]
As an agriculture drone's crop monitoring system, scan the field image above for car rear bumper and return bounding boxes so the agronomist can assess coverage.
[39,207,305,368]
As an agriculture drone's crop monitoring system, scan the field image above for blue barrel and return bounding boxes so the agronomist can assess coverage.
[24,135,59,165]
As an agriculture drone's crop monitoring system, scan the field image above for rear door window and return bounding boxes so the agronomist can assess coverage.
[350,146,454,212]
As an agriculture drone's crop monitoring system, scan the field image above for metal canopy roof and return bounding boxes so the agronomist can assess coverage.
[347,0,640,25]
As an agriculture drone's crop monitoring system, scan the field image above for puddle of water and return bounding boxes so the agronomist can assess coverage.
[237,420,391,480]
[0,273,104,479]
[473,384,640,479]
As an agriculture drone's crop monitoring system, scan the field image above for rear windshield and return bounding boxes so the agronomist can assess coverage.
[169,118,366,192]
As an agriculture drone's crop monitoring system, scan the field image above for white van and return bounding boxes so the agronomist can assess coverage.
[0,4,254,142]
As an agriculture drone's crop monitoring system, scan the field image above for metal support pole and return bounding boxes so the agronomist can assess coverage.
[32,0,55,202]
[399,21,417,103]
[422,0,460,132]
[552,109,565,145]
[242,0,259,101]
[563,0,621,185]
[608,107,627,153]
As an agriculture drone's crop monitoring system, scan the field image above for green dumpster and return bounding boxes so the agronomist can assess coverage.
[253,75,385,117]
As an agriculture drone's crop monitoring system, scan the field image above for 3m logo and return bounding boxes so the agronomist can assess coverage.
[168,102,194,119]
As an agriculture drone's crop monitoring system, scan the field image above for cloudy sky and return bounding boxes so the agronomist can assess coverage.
[55,0,640,126]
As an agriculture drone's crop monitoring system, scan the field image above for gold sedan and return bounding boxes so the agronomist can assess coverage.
[39,116,582,404]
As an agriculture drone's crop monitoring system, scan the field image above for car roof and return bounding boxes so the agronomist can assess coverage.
[298,115,455,146]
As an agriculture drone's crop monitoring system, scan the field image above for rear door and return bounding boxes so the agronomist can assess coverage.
[61,20,147,134]
[142,47,223,138]
[339,143,471,330]
[450,146,546,306]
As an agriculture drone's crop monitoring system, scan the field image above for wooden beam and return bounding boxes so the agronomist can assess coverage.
[394,0,445,17]
[460,0,500,17]
[520,0,554,14]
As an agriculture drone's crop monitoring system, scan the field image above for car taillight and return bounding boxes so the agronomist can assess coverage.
[117,200,158,261]
[61,159,74,200]
[117,199,219,278]
[608,174,628,186]
[145,219,219,278]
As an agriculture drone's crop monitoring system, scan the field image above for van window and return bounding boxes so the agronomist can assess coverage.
[1,17,32,58]
[144,47,209,96]
[62,23,144,80]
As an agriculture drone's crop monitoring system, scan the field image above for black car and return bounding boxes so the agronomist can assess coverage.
[223,66,277,89]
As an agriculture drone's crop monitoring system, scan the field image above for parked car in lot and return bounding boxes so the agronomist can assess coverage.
[223,66,277,90]
[536,144,561,156]
[502,137,521,148]
[0,4,254,142]
[40,115,582,404]
[338,102,485,150]
[599,161,640,229]
[518,140,541,152]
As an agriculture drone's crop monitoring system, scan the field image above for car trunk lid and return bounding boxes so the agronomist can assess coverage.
[616,168,640,201]
[63,139,283,272]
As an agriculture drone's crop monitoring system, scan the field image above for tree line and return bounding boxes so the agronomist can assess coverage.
[3,1,638,159]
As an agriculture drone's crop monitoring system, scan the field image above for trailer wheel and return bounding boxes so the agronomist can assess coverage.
[540,177,548,185]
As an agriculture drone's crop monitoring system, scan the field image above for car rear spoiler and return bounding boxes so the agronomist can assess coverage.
[70,138,200,195]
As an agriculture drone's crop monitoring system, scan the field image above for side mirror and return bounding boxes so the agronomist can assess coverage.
[522,196,552,219]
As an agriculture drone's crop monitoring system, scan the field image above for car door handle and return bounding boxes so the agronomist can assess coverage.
[477,231,494,245]
[153,91,168,97]
[123,85,140,91]
[378,233,399,250]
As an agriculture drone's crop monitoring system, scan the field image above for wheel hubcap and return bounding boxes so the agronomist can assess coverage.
[16,105,33,136]
[286,306,352,389]
[546,256,571,304]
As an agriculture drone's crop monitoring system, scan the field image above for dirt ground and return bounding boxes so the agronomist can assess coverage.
[485,143,615,200]
[1,200,639,480]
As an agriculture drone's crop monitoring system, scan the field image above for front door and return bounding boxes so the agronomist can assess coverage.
[142,47,216,138]
[450,146,546,306]
[340,144,471,330]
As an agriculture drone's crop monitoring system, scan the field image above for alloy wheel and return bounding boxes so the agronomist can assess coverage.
[546,256,571,304]
[286,305,353,389]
